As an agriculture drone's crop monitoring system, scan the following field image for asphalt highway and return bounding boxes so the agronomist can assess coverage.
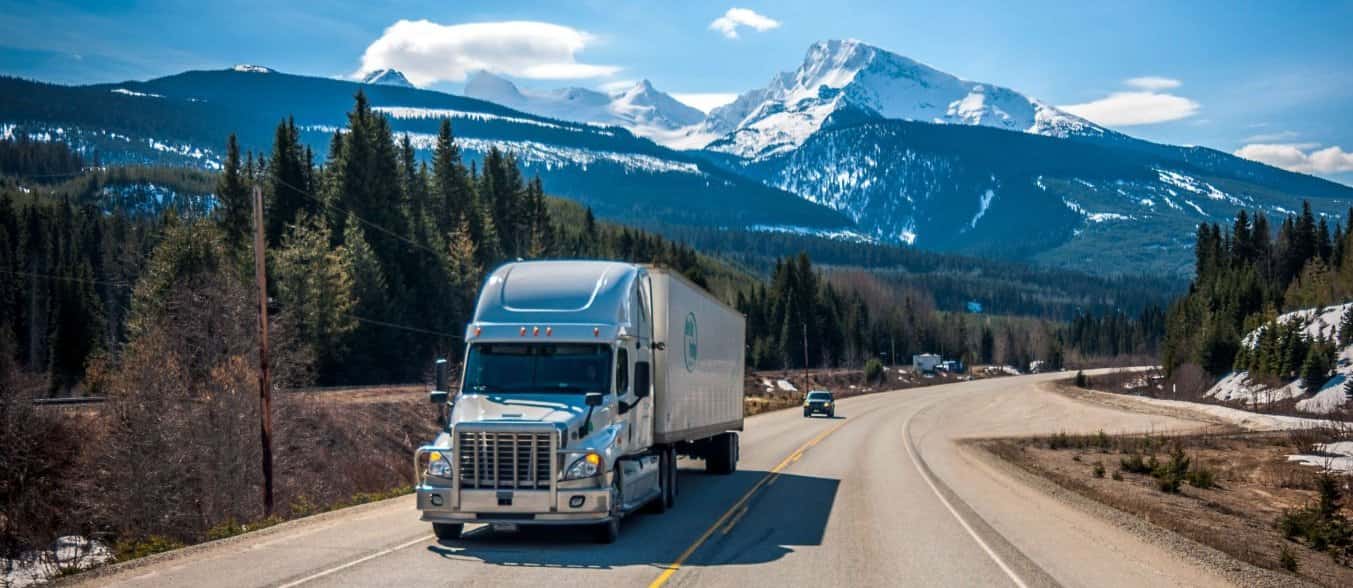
[78,372,1233,587]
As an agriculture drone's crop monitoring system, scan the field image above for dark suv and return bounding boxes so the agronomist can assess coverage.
[803,390,835,418]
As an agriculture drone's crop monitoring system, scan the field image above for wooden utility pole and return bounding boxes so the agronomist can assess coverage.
[252,184,274,516]
[802,322,809,391]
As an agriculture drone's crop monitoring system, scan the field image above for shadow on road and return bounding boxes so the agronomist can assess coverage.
[424,467,840,570]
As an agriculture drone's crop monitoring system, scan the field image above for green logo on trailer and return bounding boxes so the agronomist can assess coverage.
[683,312,698,372]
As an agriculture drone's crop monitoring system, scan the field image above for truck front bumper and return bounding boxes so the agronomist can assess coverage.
[416,485,612,525]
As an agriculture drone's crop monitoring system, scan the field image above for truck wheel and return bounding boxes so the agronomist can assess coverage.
[595,473,622,544]
[705,433,737,475]
[803,408,810,418]
[432,523,463,541]
[666,446,678,507]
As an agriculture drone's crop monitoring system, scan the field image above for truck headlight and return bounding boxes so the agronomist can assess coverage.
[427,450,453,478]
[563,452,603,480]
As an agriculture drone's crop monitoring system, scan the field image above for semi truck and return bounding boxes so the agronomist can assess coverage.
[415,260,745,543]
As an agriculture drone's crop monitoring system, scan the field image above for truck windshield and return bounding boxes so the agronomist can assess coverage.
[463,343,612,394]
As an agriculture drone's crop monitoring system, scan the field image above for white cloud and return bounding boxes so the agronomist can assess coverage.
[1242,130,1300,143]
[1234,143,1353,175]
[1060,77,1199,126]
[671,92,739,113]
[709,8,780,39]
[356,20,620,86]
[1124,76,1181,91]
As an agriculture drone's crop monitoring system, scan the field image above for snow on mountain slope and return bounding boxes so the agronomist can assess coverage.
[1206,303,1353,414]
[462,71,704,140]
[699,39,1107,159]
[361,68,414,88]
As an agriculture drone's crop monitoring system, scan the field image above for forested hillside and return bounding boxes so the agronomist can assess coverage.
[1163,202,1353,382]
[0,93,1167,395]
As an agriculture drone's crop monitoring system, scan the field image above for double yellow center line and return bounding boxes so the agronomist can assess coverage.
[648,418,850,587]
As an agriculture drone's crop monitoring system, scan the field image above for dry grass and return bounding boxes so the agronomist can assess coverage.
[982,430,1353,587]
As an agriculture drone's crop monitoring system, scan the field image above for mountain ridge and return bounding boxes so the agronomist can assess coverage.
[463,71,704,139]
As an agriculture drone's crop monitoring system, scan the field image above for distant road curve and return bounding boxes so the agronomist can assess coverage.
[75,372,1244,587]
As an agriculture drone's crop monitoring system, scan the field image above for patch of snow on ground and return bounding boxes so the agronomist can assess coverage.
[1288,441,1353,473]
[111,88,163,98]
[373,106,593,134]
[1242,303,1351,347]
[1206,371,1306,404]
[1205,302,1353,414]
[1,536,112,587]
[745,224,876,243]
[1296,374,1349,413]
[1087,212,1132,223]
[396,133,703,175]
[776,379,798,392]
[969,189,995,228]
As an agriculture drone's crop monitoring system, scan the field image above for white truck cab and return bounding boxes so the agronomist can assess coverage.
[415,261,744,543]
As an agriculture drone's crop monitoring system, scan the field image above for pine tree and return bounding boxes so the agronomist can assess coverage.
[265,117,312,246]
[1301,341,1331,392]
[215,134,251,251]
[273,213,356,376]
[338,214,394,383]
[445,213,482,344]
[1340,306,1353,346]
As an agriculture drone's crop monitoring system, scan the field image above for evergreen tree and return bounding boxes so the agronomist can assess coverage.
[265,117,310,246]
[214,134,251,251]
[273,213,356,378]
[1340,307,1353,346]
[1300,339,1332,392]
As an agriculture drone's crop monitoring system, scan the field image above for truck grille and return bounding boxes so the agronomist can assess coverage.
[457,430,554,489]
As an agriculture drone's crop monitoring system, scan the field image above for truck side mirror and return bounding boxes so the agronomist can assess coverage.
[585,392,604,407]
[634,361,651,399]
[429,390,448,404]
[433,358,449,393]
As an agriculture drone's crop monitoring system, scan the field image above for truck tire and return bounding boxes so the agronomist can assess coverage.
[666,446,678,507]
[595,472,622,544]
[705,433,737,475]
[432,522,463,541]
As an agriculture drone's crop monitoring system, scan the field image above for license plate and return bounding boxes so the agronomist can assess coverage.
[491,523,520,533]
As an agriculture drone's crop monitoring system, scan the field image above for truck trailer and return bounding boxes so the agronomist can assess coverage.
[415,261,745,543]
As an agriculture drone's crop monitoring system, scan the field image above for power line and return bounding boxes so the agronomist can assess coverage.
[0,269,133,288]
[270,176,446,259]
[346,313,462,339]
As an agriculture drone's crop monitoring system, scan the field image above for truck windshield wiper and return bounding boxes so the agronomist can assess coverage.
[548,384,592,393]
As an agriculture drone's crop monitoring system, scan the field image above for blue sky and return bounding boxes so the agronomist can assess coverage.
[3,0,1351,184]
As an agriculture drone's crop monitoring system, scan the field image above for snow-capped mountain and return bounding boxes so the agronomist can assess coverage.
[361,68,414,88]
[0,69,851,239]
[463,71,704,140]
[698,39,1108,159]
[231,64,274,74]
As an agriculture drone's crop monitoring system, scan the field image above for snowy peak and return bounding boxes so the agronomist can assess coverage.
[361,68,414,88]
[230,64,274,74]
[609,79,704,128]
[462,72,704,134]
[701,39,1106,159]
[464,70,526,104]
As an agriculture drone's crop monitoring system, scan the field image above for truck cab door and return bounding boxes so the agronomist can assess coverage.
[629,273,654,451]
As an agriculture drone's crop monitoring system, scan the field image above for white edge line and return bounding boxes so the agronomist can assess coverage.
[276,534,434,588]
[903,426,1029,588]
